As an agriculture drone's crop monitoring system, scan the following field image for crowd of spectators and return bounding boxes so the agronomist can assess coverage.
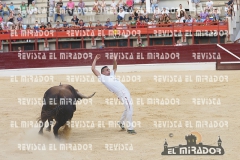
[0,0,235,35]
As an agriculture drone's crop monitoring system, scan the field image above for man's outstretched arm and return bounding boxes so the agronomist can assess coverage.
[113,55,117,74]
[92,54,101,77]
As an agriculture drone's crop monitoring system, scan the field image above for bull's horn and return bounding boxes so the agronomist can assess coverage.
[77,92,96,99]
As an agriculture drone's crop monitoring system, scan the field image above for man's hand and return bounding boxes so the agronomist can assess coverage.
[95,54,101,61]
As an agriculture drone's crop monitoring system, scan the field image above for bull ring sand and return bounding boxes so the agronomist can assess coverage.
[0,63,239,160]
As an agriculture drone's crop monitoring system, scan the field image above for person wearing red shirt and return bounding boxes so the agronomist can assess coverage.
[204,16,212,25]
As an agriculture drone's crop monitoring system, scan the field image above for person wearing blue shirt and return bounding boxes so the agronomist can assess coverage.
[105,18,113,29]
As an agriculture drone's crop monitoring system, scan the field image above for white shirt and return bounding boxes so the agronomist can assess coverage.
[98,71,127,94]
[206,1,213,8]
[111,2,116,7]
[118,11,126,18]
[161,9,169,15]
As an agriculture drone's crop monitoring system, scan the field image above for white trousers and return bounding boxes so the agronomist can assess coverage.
[116,89,134,130]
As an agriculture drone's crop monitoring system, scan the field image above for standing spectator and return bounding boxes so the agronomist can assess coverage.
[117,8,126,24]
[66,0,75,16]
[54,5,64,22]
[71,15,79,25]
[179,10,187,22]
[205,0,213,11]
[20,1,28,18]
[161,7,169,20]
[111,0,117,15]
[78,0,85,15]
[151,0,159,13]
[100,0,106,13]
[176,4,185,19]
[2,2,10,17]
[153,7,161,20]
[28,1,38,17]
[105,18,113,29]
[93,0,99,14]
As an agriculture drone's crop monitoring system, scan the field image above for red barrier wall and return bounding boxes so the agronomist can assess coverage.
[1,44,240,69]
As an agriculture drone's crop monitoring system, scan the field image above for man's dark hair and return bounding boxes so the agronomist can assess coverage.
[101,66,108,73]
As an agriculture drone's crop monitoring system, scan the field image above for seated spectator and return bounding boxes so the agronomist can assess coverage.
[7,11,14,28]
[175,16,183,23]
[163,15,171,25]
[33,21,39,31]
[147,19,153,28]
[128,13,135,21]
[117,0,125,12]
[204,16,212,25]
[136,18,141,28]
[16,13,23,23]
[224,3,229,17]
[161,7,169,16]
[125,0,133,12]
[145,14,150,22]
[191,0,200,7]
[179,10,187,22]
[28,0,34,7]
[0,2,3,18]
[105,18,113,29]
[100,0,107,13]
[111,0,117,15]
[71,15,79,25]
[153,7,161,20]
[185,15,193,26]
[40,22,46,30]
[54,5,64,22]
[9,2,15,14]
[78,0,85,15]
[70,21,77,27]
[176,4,185,19]
[95,20,102,28]
[66,0,75,16]
[117,8,126,24]
[140,0,145,9]
[139,13,144,21]
[133,9,139,20]
[55,21,61,28]
[20,1,28,18]
[88,21,94,29]
[49,0,55,17]
[46,22,52,28]
[205,0,213,11]
[99,43,105,49]
[28,1,38,17]
[63,21,69,27]
[0,16,3,27]
[129,18,136,28]
[151,0,159,13]
[93,0,99,15]
[200,9,208,21]
[212,9,220,21]
[2,2,10,17]
[226,0,234,7]
[196,16,203,22]
[78,19,85,29]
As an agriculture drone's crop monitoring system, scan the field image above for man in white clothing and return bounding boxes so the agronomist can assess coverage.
[91,54,137,134]
[206,0,213,11]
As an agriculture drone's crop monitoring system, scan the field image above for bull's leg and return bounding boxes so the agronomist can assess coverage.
[53,122,61,138]
[46,118,53,132]
[38,120,45,135]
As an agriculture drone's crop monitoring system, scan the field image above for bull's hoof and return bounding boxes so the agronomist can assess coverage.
[38,130,43,135]
[46,127,51,132]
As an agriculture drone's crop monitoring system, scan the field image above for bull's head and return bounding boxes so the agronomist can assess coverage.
[75,90,96,99]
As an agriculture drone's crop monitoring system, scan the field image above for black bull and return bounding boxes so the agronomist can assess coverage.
[38,84,95,137]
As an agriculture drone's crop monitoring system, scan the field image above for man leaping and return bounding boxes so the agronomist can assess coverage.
[91,54,136,134]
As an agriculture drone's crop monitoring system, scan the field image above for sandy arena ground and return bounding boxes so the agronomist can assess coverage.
[0,68,240,160]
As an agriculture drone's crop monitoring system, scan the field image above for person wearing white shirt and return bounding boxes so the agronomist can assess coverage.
[176,4,185,19]
[92,54,137,135]
[117,8,126,24]
[206,0,213,11]
[111,0,117,14]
